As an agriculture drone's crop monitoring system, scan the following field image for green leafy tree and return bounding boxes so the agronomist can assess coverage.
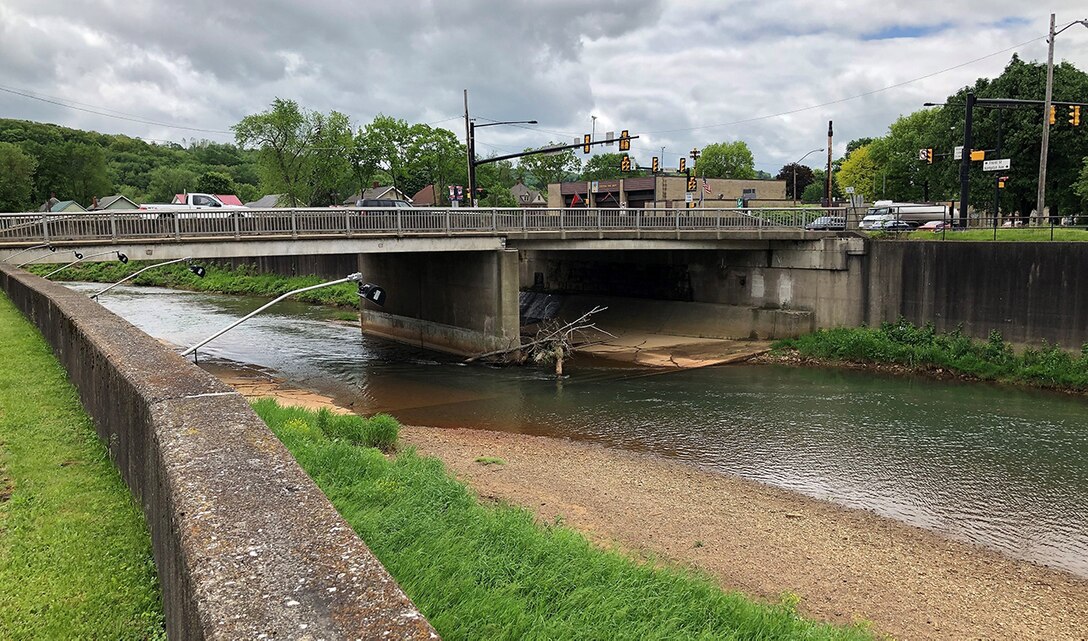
[233,98,318,206]
[402,124,466,205]
[146,166,199,203]
[836,144,878,201]
[1075,158,1088,211]
[696,141,756,179]
[866,108,945,203]
[580,153,646,180]
[518,143,580,190]
[306,110,354,206]
[197,171,237,195]
[358,115,411,200]
[0,142,37,211]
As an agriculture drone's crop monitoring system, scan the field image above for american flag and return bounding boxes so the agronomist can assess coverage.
[702,178,711,194]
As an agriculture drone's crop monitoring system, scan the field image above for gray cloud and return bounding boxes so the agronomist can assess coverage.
[0,0,1085,173]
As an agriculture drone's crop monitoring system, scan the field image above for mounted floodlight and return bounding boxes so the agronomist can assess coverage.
[44,250,126,279]
[5,243,53,264]
[91,257,203,300]
[181,272,381,360]
[19,248,76,269]
[357,282,386,306]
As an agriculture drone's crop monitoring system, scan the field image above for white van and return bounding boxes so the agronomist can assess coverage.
[858,201,948,229]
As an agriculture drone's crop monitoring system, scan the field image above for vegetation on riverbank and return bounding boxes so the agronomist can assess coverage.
[29,260,359,307]
[897,228,1088,241]
[253,399,872,640]
[0,294,164,640]
[775,319,1088,391]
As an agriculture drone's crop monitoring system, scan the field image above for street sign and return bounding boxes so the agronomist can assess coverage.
[845,186,855,194]
[970,150,985,161]
[918,148,928,161]
[590,180,600,193]
[954,146,963,160]
[685,193,694,203]
[983,158,1011,171]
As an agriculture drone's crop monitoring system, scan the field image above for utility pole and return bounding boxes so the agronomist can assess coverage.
[959,92,975,228]
[464,89,475,206]
[994,107,1004,227]
[825,121,833,206]
[1036,13,1056,221]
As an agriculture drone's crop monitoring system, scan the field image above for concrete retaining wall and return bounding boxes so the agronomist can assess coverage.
[0,265,437,640]
[867,241,1088,349]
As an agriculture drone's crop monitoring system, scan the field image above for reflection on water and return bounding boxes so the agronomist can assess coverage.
[72,282,1088,578]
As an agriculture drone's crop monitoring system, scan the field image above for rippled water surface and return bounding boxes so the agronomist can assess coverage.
[72,283,1088,577]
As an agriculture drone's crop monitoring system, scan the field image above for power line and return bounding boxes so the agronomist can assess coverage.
[0,83,233,134]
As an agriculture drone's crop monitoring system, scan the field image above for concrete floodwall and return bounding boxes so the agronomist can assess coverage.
[0,266,436,640]
[867,241,1088,349]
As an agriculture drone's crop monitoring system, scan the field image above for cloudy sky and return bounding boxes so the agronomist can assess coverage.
[2,1,1086,173]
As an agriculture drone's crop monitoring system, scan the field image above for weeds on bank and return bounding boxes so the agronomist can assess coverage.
[29,261,360,307]
[253,399,872,641]
[776,318,1088,390]
[0,294,164,640]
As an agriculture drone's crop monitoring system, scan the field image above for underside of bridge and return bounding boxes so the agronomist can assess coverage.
[348,238,866,356]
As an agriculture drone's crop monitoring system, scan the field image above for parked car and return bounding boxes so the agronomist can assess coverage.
[917,220,949,232]
[871,219,914,232]
[805,216,846,231]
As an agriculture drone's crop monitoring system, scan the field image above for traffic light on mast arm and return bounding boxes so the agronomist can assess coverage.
[679,158,686,172]
[1050,105,1056,125]
[619,130,631,151]
[583,134,592,154]
[620,155,632,172]
[926,148,934,164]
[651,156,660,173]
[1071,105,1082,126]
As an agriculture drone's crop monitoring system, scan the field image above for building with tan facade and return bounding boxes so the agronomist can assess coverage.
[547,176,790,209]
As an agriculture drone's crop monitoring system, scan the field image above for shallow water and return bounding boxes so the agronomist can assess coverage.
[73,282,1088,578]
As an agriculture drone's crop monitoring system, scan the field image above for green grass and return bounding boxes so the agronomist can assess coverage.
[474,456,506,466]
[891,227,1088,242]
[29,260,361,307]
[0,294,164,640]
[776,319,1088,391]
[252,399,873,641]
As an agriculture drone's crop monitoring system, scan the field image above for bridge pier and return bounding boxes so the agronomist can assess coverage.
[358,249,521,356]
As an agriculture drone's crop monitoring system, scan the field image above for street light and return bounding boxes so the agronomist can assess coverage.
[467,118,537,206]
[181,272,385,360]
[5,243,53,264]
[91,257,206,300]
[792,148,824,205]
[1037,14,1088,219]
[44,250,127,279]
[20,249,80,269]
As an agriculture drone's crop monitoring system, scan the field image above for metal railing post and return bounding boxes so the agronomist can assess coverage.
[173,214,181,241]
[291,210,299,239]
[109,213,118,240]
[445,209,451,236]
[233,212,241,239]
[396,209,403,237]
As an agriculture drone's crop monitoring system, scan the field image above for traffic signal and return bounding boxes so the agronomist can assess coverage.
[925,148,934,164]
[679,158,686,172]
[651,156,660,173]
[1049,106,1056,125]
[998,176,1008,189]
[687,201,697,209]
[1071,105,1082,126]
[583,134,591,154]
[620,155,632,172]
[619,130,631,151]
[687,175,697,192]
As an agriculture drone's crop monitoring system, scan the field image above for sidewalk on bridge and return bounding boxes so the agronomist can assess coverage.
[578,333,771,368]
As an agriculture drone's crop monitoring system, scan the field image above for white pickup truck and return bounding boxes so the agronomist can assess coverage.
[140,193,248,217]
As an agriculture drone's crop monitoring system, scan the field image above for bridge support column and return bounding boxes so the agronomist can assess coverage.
[358,250,520,356]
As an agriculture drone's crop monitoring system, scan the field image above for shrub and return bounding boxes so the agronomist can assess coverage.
[362,413,400,452]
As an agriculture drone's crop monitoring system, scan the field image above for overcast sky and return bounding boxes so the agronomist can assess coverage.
[2,1,1086,173]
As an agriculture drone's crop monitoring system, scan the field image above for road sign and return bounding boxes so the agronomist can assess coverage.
[685,193,694,203]
[590,180,599,193]
[845,186,855,194]
[954,146,963,160]
[918,148,928,161]
[983,158,1011,171]
[970,150,985,161]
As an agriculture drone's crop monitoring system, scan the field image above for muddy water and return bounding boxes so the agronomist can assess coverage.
[72,282,1088,578]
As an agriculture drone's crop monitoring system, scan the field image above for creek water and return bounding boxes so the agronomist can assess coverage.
[70,282,1088,578]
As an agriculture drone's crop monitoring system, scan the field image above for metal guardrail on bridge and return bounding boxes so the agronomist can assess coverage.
[0,206,850,245]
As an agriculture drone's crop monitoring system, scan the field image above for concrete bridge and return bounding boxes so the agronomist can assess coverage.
[1,206,862,355]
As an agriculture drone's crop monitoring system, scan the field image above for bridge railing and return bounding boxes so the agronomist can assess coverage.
[0,206,849,245]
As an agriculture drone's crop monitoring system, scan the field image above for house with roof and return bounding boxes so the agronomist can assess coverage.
[411,184,438,207]
[510,180,547,208]
[342,184,413,206]
[49,200,86,213]
[91,194,139,210]
[245,194,288,208]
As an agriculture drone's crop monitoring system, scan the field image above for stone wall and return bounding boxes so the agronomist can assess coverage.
[0,265,436,640]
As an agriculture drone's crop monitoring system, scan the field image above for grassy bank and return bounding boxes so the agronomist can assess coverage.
[29,260,360,307]
[895,228,1088,241]
[253,399,872,640]
[0,294,164,639]
[775,319,1088,391]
